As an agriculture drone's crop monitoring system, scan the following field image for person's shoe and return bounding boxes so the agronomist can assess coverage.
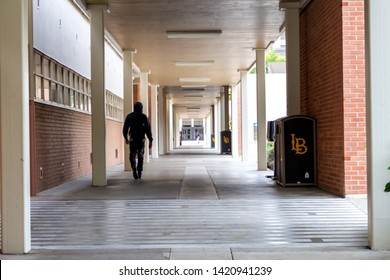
[132,168,138,180]
[138,171,142,179]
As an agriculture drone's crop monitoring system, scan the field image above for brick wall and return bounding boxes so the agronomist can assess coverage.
[342,0,366,195]
[33,102,123,193]
[106,118,124,167]
[133,84,141,102]
[300,0,366,196]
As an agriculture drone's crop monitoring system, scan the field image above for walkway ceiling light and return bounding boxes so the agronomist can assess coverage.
[180,85,207,90]
[166,30,222,39]
[174,60,215,66]
[179,78,210,83]
[184,95,204,98]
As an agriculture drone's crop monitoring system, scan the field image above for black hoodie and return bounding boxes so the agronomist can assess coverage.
[122,102,153,142]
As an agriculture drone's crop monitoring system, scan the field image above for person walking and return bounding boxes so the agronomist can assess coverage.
[123,102,153,180]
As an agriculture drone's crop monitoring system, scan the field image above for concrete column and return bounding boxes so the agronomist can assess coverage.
[221,86,230,131]
[165,93,170,153]
[169,100,174,151]
[173,108,178,147]
[220,91,225,133]
[240,70,249,161]
[140,70,150,162]
[158,87,166,155]
[282,2,301,116]
[365,0,390,250]
[203,118,206,145]
[151,85,159,158]
[206,110,212,148]
[0,0,31,254]
[178,117,183,147]
[211,105,215,149]
[214,98,221,153]
[123,50,135,171]
[176,112,180,147]
[256,49,267,170]
[89,4,108,187]
[231,84,239,158]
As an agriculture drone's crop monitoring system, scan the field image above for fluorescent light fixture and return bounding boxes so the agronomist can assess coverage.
[185,100,202,103]
[184,95,204,98]
[179,78,210,83]
[174,60,215,66]
[181,85,207,89]
[166,30,222,39]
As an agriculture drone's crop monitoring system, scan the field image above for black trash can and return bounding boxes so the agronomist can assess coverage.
[221,130,231,155]
[211,134,215,148]
[275,115,316,186]
[267,120,276,176]
[267,120,276,141]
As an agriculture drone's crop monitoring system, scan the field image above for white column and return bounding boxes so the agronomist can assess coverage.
[365,0,390,250]
[169,100,174,151]
[219,86,228,132]
[89,4,108,187]
[205,111,209,147]
[123,50,135,171]
[206,110,212,148]
[203,118,206,145]
[214,98,221,153]
[140,70,150,162]
[175,110,180,147]
[231,84,239,158]
[165,94,170,153]
[223,86,230,130]
[173,108,177,147]
[179,118,183,146]
[0,0,31,254]
[256,49,267,170]
[282,2,301,116]
[151,85,159,158]
[158,87,166,155]
[240,70,249,161]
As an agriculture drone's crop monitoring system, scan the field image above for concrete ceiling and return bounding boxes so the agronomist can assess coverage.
[83,0,294,119]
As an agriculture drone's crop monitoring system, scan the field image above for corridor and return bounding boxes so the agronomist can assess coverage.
[1,148,383,259]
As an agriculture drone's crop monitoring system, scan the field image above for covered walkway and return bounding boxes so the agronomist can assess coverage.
[3,149,388,260]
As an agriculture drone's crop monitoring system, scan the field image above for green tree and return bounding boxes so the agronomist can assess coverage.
[266,48,286,63]
[250,48,286,74]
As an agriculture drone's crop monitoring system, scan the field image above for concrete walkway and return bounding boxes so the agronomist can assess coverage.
[1,147,389,259]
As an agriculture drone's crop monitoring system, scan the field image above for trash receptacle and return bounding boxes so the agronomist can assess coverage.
[275,115,316,186]
[211,134,215,148]
[267,120,276,141]
[267,120,276,177]
[221,130,231,155]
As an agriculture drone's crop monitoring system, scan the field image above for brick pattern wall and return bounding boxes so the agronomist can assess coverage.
[106,119,124,167]
[133,84,141,102]
[342,0,367,195]
[301,0,345,195]
[300,0,366,196]
[33,102,123,193]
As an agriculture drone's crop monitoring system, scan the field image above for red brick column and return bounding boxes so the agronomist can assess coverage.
[300,0,366,196]
[342,0,366,195]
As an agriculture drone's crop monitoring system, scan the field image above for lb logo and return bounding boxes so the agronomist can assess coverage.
[212,137,215,143]
[291,134,308,155]
[223,136,230,144]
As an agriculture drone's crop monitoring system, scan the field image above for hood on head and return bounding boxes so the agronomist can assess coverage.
[134,102,143,113]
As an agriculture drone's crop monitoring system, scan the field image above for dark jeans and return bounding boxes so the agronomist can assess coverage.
[129,140,145,172]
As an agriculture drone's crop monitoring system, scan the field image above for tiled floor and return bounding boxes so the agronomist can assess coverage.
[2,147,389,259]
